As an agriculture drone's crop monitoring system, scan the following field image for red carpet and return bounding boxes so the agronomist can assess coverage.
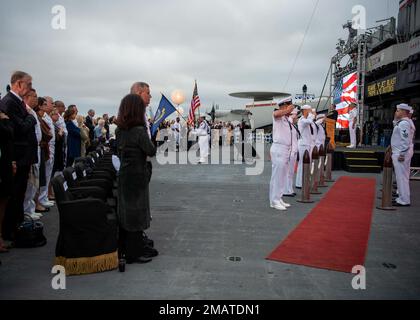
[267,176,376,273]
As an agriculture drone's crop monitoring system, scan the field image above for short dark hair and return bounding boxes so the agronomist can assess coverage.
[38,97,46,107]
[116,94,146,130]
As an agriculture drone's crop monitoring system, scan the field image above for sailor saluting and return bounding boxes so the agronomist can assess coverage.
[295,105,315,189]
[391,103,414,207]
[269,97,294,211]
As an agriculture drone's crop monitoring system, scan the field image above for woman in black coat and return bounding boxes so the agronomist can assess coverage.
[0,111,14,252]
[64,107,81,167]
[116,94,157,264]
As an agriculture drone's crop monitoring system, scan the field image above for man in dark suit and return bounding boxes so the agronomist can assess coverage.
[84,109,95,142]
[0,71,38,241]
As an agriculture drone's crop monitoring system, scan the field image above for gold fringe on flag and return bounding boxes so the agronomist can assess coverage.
[55,251,118,276]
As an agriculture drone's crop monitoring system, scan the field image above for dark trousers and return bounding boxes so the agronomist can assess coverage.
[118,228,146,260]
[2,165,31,240]
[66,156,75,168]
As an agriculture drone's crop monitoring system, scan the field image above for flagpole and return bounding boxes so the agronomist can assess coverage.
[195,80,200,122]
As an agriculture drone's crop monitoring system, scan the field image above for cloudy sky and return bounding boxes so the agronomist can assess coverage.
[0,0,398,116]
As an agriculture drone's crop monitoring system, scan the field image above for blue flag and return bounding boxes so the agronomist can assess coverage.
[151,94,177,136]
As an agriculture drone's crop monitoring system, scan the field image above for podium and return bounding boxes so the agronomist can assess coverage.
[325,118,336,149]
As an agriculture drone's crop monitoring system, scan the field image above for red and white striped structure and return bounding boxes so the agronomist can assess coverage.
[333,72,358,129]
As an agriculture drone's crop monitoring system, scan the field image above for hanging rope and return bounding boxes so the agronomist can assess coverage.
[283,0,320,91]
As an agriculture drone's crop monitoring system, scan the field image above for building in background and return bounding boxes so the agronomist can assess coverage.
[364,0,420,147]
[328,0,420,147]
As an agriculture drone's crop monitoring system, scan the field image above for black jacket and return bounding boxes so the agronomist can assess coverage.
[84,116,95,141]
[0,92,38,166]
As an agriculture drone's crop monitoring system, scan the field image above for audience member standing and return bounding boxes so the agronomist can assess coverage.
[94,119,107,143]
[116,94,157,264]
[64,106,81,167]
[103,113,110,140]
[51,108,66,176]
[0,71,38,241]
[38,97,55,208]
[22,89,42,219]
[54,101,68,171]
[76,115,90,157]
[85,109,96,142]
[35,98,53,214]
[0,110,14,251]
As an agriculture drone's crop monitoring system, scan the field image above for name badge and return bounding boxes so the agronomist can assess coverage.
[63,181,68,191]
[83,170,87,177]
[72,172,77,180]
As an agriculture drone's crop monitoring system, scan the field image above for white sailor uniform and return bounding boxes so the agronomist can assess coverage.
[269,113,292,207]
[348,107,358,148]
[285,117,299,196]
[315,119,326,150]
[295,113,315,188]
[172,122,181,147]
[391,118,413,206]
[194,121,209,163]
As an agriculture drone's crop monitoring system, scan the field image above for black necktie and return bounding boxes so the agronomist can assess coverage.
[310,124,314,135]
[293,124,301,139]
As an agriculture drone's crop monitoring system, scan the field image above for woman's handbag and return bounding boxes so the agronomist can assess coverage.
[15,215,47,248]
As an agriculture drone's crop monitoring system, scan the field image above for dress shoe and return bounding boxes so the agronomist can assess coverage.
[279,200,291,208]
[283,194,296,198]
[126,256,152,264]
[29,214,41,221]
[392,202,411,207]
[142,232,154,248]
[270,203,287,211]
[40,201,54,208]
[142,246,159,258]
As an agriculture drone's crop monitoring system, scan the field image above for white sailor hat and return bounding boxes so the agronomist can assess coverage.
[278,97,293,106]
[301,105,312,110]
[291,108,299,115]
[396,103,411,111]
[316,114,326,120]
[409,107,414,114]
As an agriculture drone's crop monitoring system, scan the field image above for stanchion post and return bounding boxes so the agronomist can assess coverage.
[297,150,315,203]
[377,150,396,211]
[325,143,335,182]
[318,144,327,188]
[311,146,322,195]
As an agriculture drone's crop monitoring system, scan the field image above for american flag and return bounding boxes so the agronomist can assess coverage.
[333,72,358,129]
[188,81,201,124]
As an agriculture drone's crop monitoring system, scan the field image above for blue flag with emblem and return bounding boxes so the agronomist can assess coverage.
[151,94,177,136]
